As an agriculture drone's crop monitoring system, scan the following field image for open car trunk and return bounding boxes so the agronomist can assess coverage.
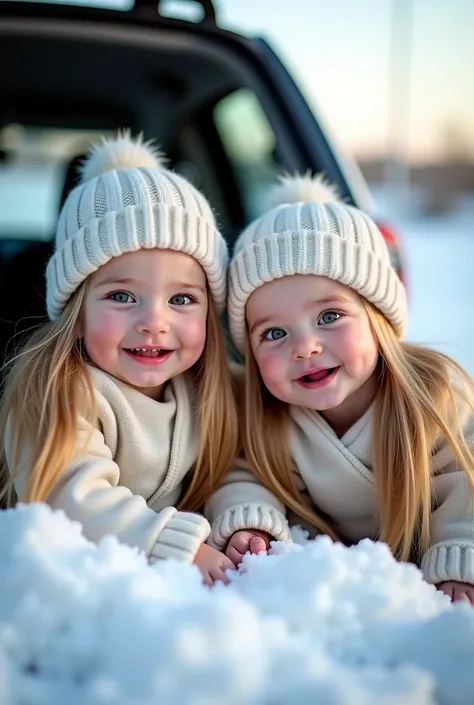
[0,0,372,361]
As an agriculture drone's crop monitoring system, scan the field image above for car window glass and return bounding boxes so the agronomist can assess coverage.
[0,125,113,241]
[213,88,281,221]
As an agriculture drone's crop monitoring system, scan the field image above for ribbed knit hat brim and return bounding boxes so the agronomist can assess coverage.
[46,132,228,319]
[227,175,407,351]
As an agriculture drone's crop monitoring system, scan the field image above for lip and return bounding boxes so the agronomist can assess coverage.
[123,348,174,366]
[298,365,328,378]
[296,366,340,389]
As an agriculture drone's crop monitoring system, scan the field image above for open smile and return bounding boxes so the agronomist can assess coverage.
[296,366,340,389]
[123,347,174,365]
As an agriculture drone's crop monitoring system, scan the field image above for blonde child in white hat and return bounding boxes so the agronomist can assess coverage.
[206,175,474,603]
[0,132,238,585]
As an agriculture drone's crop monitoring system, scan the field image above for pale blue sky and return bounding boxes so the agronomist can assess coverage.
[217,0,474,163]
[30,0,474,162]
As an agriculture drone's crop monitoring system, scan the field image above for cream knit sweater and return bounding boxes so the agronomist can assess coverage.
[6,366,210,563]
[207,400,474,585]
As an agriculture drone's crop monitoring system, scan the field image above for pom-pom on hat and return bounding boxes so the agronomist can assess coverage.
[228,173,407,352]
[46,130,228,319]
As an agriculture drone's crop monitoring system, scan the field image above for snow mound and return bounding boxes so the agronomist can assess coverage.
[0,504,473,705]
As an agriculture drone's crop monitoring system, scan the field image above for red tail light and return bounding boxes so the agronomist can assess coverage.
[375,220,407,290]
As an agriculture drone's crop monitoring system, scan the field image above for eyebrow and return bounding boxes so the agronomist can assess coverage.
[250,315,274,334]
[94,276,140,287]
[170,281,207,294]
[249,295,352,333]
[94,276,206,294]
[309,295,352,307]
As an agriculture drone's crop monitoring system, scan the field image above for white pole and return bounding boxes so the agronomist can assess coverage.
[385,0,414,214]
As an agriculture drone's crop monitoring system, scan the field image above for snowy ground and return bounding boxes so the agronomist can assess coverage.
[2,503,474,705]
[376,193,474,377]
[1,183,473,704]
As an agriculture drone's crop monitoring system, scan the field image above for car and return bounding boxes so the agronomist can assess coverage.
[0,0,405,363]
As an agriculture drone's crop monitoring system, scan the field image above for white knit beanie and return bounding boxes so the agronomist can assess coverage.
[228,174,407,352]
[46,131,228,320]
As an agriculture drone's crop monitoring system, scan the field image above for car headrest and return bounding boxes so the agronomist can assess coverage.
[58,153,86,213]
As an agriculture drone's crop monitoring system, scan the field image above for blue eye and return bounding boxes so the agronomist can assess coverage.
[169,294,196,306]
[318,311,340,326]
[263,328,287,341]
[109,291,134,303]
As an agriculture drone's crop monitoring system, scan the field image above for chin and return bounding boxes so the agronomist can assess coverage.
[121,372,161,387]
[306,392,346,412]
[138,375,168,387]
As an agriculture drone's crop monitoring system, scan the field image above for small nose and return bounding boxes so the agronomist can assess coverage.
[292,331,323,360]
[137,302,170,335]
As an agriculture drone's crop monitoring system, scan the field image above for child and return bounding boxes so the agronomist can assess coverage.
[206,175,474,604]
[0,132,238,586]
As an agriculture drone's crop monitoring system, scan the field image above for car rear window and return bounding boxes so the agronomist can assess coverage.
[0,125,112,240]
[0,0,131,8]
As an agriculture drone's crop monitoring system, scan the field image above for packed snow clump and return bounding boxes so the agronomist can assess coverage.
[0,503,473,705]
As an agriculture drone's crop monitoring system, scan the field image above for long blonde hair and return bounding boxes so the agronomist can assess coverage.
[242,345,339,541]
[0,284,238,511]
[242,301,474,561]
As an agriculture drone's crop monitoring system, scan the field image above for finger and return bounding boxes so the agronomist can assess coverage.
[252,530,272,549]
[249,536,268,554]
[209,567,230,585]
[230,533,252,554]
[226,544,244,567]
[453,587,472,605]
[438,583,454,600]
[201,572,213,587]
[222,558,237,572]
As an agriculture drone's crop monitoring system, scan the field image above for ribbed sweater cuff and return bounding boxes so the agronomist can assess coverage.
[208,504,290,550]
[149,511,210,564]
[421,542,474,585]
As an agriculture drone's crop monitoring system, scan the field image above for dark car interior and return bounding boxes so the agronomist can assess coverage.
[0,0,363,364]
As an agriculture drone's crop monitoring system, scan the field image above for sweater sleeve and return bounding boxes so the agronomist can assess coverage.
[421,405,474,585]
[205,456,291,550]
[5,415,209,564]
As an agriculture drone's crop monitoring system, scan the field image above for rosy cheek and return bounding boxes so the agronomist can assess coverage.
[83,311,121,354]
[256,349,286,389]
[335,325,378,372]
[360,343,379,375]
[179,314,207,351]
[334,325,360,353]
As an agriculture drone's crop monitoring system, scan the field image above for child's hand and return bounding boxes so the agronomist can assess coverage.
[226,529,271,567]
[437,580,474,605]
[193,543,235,586]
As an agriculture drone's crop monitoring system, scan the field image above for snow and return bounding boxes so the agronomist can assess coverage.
[403,209,474,378]
[374,191,474,378]
[1,504,474,705]
[1,182,473,704]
